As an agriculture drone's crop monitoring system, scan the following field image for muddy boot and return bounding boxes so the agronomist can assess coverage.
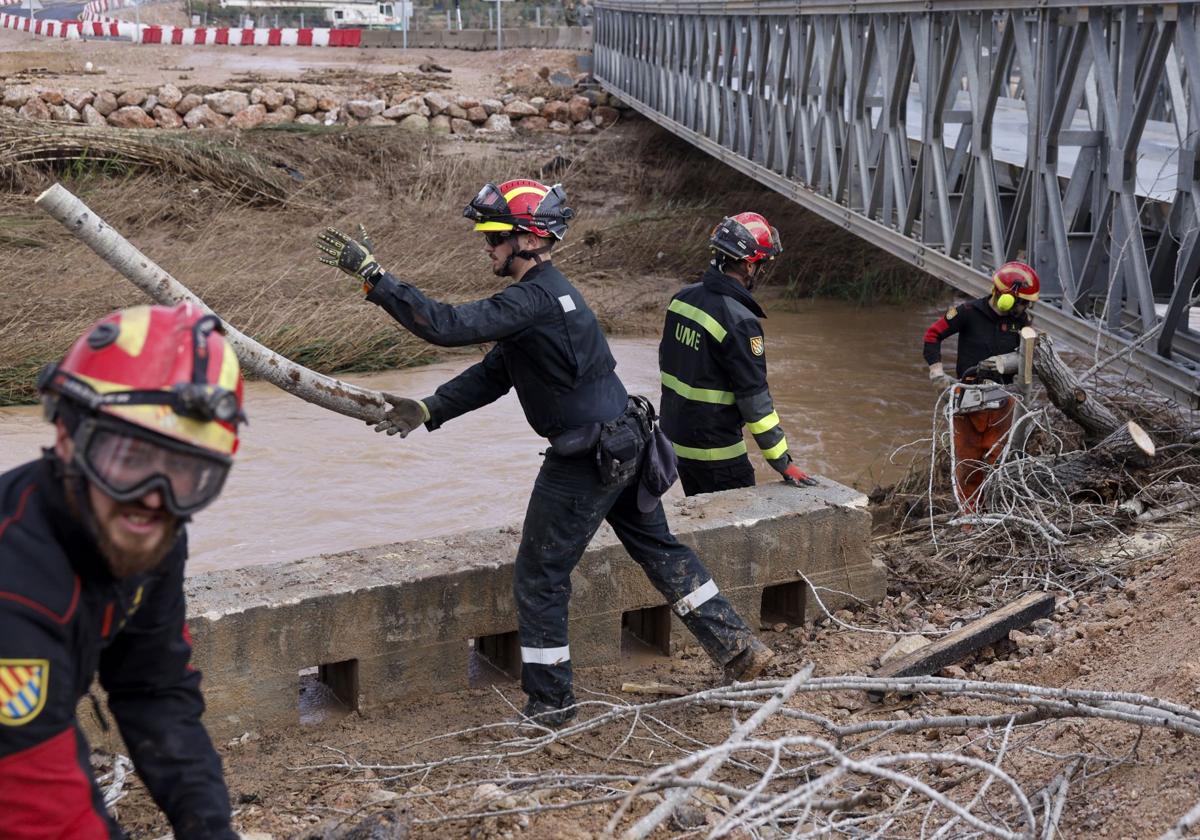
[522,698,578,728]
[723,639,775,684]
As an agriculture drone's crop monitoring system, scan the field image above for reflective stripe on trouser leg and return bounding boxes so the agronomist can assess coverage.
[672,579,719,617]
[603,479,755,666]
[520,645,571,666]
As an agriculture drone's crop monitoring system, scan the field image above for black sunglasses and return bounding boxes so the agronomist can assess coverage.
[484,231,511,247]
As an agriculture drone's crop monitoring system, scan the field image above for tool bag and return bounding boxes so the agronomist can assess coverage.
[596,396,654,486]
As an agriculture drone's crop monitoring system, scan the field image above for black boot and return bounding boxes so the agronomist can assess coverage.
[522,697,578,728]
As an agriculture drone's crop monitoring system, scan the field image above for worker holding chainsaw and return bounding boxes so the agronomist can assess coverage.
[923,261,1040,506]
[657,212,819,496]
[0,303,244,839]
[315,179,774,728]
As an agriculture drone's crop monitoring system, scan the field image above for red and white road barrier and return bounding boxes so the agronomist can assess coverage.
[0,12,361,45]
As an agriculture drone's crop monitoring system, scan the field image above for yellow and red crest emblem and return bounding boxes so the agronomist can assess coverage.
[749,335,765,356]
[0,659,49,726]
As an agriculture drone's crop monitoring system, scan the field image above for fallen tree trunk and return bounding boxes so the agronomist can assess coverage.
[35,183,389,424]
[1032,332,1123,442]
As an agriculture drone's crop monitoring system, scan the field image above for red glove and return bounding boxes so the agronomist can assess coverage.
[782,463,818,487]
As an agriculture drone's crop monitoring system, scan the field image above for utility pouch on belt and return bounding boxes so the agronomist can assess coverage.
[596,400,647,487]
[549,423,600,457]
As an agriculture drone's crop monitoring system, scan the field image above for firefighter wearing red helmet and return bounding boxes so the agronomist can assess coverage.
[0,303,243,839]
[316,179,773,727]
[923,261,1040,505]
[658,212,819,495]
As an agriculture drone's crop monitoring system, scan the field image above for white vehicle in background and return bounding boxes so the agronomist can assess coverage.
[217,0,410,28]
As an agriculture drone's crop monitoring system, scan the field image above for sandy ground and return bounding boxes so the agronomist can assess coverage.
[0,28,583,100]
[91,531,1200,839]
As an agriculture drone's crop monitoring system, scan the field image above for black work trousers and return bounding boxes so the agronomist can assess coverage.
[515,450,755,709]
[677,454,757,497]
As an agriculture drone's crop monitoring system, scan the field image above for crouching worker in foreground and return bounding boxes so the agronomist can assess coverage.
[0,304,244,839]
[317,178,774,726]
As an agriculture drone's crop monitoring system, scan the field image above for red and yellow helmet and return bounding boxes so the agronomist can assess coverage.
[991,262,1040,312]
[709,212,783,265]
[39,303,245,457]
[463,179,574,240]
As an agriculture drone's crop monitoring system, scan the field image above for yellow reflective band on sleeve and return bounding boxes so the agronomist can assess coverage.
[760,437,789,461]
[671,440,748,461]
[660,372,736,405]
[746,411,780,435]
[668,299,727,342]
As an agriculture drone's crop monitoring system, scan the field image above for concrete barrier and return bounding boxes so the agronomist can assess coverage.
[358,25,591,51]
[162,481,882,739]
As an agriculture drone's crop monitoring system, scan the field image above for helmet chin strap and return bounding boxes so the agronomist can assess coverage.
[498,234,553,276]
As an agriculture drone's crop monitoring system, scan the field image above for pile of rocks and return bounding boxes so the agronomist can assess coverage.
[0,83,627,135]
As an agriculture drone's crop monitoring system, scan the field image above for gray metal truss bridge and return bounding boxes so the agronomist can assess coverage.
[592,0,1200,406]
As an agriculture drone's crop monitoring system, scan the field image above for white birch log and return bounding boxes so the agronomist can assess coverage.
[35,183,390,423]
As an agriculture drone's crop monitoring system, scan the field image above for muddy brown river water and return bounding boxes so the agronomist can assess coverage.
[0,300,943,573]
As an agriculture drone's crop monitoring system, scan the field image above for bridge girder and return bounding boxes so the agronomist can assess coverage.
[594,0,1200,406]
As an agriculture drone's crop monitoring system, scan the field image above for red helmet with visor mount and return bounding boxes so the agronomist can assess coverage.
[38,303,246,517]
[709,212,783,265]
[991,261,1041,313]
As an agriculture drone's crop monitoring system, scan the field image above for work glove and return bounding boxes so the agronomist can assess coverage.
[928,362,956,390]
[771,456,818,487]
[977,352,1020,376]
[368,394,429,438]
[317,224,384,291]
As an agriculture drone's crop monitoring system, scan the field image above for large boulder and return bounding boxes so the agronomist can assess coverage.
[183,104,228,129]
[445,103,468,120]
[50,103,80,123]
[317,96,339,112]
[63,89,93,111]
[295,114,321,126]
[382,97,424,119]
[398,113,429,132]
[346,99,385,119]
[567,95,591,123]
[423,91,451,115]
[156,84,183,109]
[18,98,53,121]
[518,116,549,132]
[454,94,480,109]
[203,90,250,116]
[2,85,38,109]
[294,92,319,114]
[116,89,148,108]
[450,117,475,135]
[502,99,539,118]
[591,105,620,128]
[262,88,286,110]
[92,90,119,116]
[0,105,17,121]
[174,93,202,115]
[429,114,452,134]
[541,100,570,123]
[547,120,571,135]
[229,104,267,129]
[261,104,297,125]
[40,89,65,106]
[81,104,108,128]
[481,113,512,133]
[153,105,184,128]
[107,105,156,128]
[142,95,159,113]
[572,118,597,135]
[465,105,487,124]
[480,98,503,116]
[363,115,393,126]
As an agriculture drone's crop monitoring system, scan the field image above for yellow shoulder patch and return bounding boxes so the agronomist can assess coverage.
[749,335,765,356]
[946,306,958,319]
[0,659,49,726]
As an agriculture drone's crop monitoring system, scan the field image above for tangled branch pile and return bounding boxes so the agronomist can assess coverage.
[0,121,295,204]
[294,669,1200,839]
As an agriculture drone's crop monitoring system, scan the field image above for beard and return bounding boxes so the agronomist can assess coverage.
[64,478,179,578]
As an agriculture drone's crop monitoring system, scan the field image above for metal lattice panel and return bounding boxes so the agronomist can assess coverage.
[593,0,1200,405]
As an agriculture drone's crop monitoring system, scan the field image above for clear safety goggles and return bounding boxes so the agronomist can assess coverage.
[73,417,231,517]
[464,183,510,222]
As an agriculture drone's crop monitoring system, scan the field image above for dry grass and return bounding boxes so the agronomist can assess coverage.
[0,121,929,405]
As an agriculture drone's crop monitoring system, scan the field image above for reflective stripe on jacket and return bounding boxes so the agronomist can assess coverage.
[658,267,789,465]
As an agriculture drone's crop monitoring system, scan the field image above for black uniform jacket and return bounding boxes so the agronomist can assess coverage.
[658,267,790,465]
[0,456,234,840]
[366,262,628,438]
[922,296,1032,382]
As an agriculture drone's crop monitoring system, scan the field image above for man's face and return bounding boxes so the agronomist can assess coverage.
[484,232,516,277]
[55,421,178,578]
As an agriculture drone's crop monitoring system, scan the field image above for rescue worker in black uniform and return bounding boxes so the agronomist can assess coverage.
[923,261,1040,506]
[658,212,818,496]
[0,303,244,839]
[316,179,774,726]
